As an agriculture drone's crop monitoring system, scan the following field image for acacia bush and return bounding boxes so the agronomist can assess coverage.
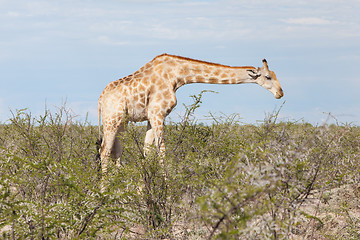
[0,99,359,239]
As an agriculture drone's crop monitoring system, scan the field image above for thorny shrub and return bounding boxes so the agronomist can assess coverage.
[0,96,359,239]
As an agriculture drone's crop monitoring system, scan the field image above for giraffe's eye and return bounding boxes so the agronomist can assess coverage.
[265,75,271,80]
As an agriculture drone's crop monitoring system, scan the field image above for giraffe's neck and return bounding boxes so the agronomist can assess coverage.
[156,54,257,90]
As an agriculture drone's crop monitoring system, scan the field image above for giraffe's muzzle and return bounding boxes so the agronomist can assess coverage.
[275,89,284,99]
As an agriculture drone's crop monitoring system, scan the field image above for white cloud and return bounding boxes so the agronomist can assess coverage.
[5,11,20,17]
[68,100,98,123]
[349,78,360,88]
[1,0,357,46]
[96,36,129,46]
[283,17,336,25]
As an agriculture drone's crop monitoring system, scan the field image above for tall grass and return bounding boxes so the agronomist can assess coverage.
[0,99,359,239]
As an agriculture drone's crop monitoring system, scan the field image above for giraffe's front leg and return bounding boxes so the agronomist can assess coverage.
[148,117,166,161]
[152,120,167,180]
[144,121,155,156]
[147,93,176,160]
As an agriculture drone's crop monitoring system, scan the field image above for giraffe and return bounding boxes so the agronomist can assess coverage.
[97,53,283,175]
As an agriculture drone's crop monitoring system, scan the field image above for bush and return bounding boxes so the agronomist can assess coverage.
[0,99,359,239]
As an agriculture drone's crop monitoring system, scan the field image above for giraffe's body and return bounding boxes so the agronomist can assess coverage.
[98,54,283,174]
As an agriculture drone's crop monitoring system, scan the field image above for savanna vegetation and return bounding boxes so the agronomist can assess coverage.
[0,93,359,239]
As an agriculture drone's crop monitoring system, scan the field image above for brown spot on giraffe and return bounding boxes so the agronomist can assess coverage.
[135,72,144,78]
[221,73,229,79]
[138,84,145,92]
[162,72,169,79]
[167,60,176,67]
[179,66,191,75]
[158,83,168,91]
[196,75,205,81]
[167,72,175,79]
[207,77,219,84]
[151,75,158,84]
[213,69,221,76]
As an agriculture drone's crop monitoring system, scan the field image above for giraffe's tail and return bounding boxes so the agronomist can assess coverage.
[96,100,102,161]
[97,100,102,141]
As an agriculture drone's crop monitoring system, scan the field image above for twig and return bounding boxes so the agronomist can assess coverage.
[77,201,104,237]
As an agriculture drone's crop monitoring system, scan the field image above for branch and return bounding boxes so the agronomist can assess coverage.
[77,201,103,237]
[206,191,263,240]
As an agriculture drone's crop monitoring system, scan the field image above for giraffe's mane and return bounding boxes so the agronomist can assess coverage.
[155,53,256,70]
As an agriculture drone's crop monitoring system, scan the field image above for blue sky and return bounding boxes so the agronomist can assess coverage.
[1,0,359,125]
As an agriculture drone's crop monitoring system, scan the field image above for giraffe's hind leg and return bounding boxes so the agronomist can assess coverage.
[99,129,117,192]
[99,118,125,191]
[112,124,126,167]
[100,129,117,175]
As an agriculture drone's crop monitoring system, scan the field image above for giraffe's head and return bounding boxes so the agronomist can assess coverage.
[247,59,284,99]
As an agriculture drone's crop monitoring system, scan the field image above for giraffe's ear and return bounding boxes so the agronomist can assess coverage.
[247,69,260,79]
